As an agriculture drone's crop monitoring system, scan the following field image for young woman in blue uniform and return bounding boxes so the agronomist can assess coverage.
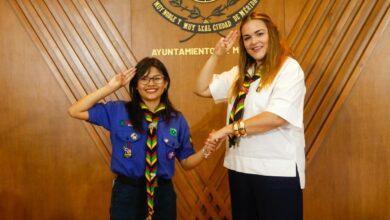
[68,57,215,220]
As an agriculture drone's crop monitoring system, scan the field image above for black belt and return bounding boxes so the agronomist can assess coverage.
[116,175,172,187]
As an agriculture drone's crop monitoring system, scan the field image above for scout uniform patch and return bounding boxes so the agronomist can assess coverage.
[169,128,177,136]
[123,146,132,158]
[120,120,132,127]
[167,151,175,160]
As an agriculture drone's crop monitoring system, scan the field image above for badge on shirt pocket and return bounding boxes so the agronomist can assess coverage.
[163,136,179,160]
[123,145,132,158]
[116,130,140,159]
[119,119,132,127]
[167,150,176,160]
[169,128,177,136]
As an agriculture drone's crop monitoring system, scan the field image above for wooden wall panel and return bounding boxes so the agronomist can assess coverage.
[287,0,390,218]
[287,0,389,163]
[304,23,390,220]
[284,0,306,35]
[0,0,112,219]
[1,0,389,219]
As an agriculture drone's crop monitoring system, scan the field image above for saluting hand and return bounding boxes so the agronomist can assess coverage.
[214,30,239,56]
[108,67,136,90]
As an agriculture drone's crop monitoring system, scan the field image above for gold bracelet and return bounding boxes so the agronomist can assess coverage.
[238,120,247,137]
[233,121,240,137]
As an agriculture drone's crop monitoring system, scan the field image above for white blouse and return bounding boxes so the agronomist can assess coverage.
[209,57,306,188]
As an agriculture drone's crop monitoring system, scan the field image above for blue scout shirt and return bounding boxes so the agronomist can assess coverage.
[88,101,195,179]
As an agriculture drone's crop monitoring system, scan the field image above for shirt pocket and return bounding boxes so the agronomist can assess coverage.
[161,133,180,161]
[114,129,142,158]
[115,129,141,143]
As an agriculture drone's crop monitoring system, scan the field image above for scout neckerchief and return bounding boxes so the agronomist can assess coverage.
[228,68,262,148]
[141,102,166,219]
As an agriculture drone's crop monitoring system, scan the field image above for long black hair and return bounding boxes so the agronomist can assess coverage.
[126,57,178,132]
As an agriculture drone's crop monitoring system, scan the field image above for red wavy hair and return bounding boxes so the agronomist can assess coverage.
[230,12,290,99]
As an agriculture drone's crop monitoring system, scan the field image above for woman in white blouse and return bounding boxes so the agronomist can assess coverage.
[195,12,306,220]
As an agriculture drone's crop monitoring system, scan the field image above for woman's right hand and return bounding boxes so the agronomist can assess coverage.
[214,30,239,56]
[195,30,238,97]
[108,67,136,90]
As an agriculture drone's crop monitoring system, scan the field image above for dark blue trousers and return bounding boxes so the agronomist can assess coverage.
[228,169,303,220]
[110,176,176,220]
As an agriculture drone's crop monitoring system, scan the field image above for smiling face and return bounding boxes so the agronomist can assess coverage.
[136,66,167,105]
[241,19,269,64]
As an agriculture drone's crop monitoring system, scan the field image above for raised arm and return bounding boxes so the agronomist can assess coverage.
[68,68,136,120]
[194,30,238,97]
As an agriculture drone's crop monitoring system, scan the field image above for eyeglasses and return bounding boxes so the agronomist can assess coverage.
[139,75,165,85]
